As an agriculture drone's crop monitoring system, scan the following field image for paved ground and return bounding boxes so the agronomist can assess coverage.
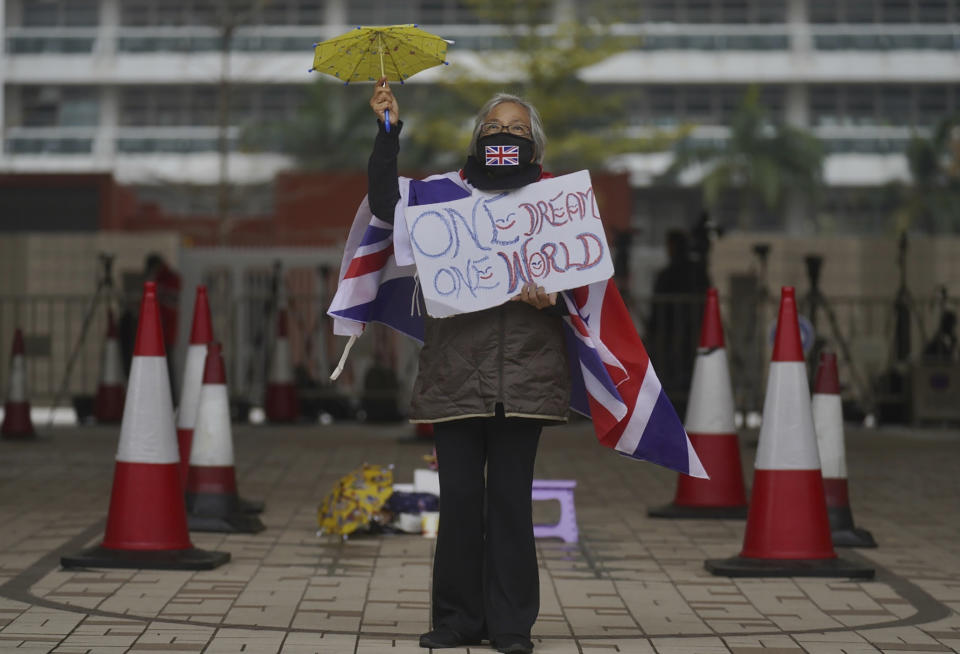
[0,420,958,654]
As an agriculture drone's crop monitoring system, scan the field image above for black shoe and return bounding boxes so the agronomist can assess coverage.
[492,634,533,654]
[418,626,481,649]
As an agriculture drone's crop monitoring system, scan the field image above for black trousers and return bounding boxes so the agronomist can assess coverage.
[431,413,542,640]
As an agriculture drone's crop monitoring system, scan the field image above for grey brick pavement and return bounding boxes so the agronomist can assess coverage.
[0,421,957,653]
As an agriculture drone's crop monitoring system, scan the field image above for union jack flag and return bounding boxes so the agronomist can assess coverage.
[329,174,707,478]
[484,144,519,166]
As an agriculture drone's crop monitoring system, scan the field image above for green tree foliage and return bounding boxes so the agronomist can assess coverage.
[659,86,825,230]
[894,114,960,233]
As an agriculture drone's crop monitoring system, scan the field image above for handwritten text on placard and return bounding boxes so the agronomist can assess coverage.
[404,170,613,317]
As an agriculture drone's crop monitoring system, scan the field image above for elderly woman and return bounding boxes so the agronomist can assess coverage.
[367,78,570,654]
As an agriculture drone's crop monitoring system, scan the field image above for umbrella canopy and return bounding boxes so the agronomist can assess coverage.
[317,463,394,537]
[310,24,451,84]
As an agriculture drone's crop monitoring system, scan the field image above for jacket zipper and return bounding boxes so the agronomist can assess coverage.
[497,303,505,409]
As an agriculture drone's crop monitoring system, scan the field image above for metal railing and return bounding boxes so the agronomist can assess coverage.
[1,291,955,421]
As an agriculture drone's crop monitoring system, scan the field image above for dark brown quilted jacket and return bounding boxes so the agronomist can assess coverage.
[409,300,570,423]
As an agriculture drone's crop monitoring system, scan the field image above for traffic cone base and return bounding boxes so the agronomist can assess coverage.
[704,555,875,579]
[1,403,35,439]
[238,497,266,514]
[61,546,230,571]
[187,491,266,533]
[824,478,877,548]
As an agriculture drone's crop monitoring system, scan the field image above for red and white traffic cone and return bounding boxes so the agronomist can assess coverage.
[264,307,300,422]
[94,309,125,424]
[705,287,873,578]
[812,351,876,548]
[61,282,230,571]
[1,328,35,440]
[185,341,265,533]
[649,288,747,519]
[176,286,213,488]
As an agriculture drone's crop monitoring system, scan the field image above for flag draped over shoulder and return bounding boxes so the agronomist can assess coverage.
[329,174,707,478]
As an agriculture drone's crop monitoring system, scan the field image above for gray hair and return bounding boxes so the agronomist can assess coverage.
[468,93,546,165]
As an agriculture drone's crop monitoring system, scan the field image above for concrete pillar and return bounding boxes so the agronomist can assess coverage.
[785,0,814,234]
[97,0,118,57]
[95,85,117,162]
[325,0,346,29]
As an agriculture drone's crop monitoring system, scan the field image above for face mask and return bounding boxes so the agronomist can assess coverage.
[477,133,535,177]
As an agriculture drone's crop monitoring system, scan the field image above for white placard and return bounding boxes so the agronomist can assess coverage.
[403,170,614,317]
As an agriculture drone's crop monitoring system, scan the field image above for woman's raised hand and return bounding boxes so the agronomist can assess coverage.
[370,76,399,125]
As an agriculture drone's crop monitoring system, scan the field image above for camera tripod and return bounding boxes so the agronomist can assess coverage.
[48,253,119,425]
[802,254,872,416]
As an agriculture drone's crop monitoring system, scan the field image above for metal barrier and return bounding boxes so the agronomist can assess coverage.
[1,291,955,422]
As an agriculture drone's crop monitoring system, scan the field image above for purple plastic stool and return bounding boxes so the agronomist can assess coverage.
[532,479,578,543]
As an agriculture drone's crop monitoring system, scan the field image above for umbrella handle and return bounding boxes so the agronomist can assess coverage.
[384,109,390,133]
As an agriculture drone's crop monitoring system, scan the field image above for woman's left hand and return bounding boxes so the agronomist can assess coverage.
[512,283,557,309]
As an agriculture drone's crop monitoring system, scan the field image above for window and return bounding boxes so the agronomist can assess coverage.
[682,86,715,122]
[347,0,417,25]
[916,86,948,125]
[120,89,151,127]
[810,0,839,22]
[811,86,841,126]
[23,0,98,26]
[917,0,949,22]
[879,85,913,125]
[845,86,877,126]
[685,0,714,22]
[21,86,99,127]
[719,0,749,23]
[880,0,912,21]
[843,0,877,23]
[645,1,677,22]
[121,1,152,26]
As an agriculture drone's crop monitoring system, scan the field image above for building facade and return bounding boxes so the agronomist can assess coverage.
[1,0,959,236]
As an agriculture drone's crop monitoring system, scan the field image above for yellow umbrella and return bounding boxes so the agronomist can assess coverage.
[317,463,394,538]
[309,24,452,130]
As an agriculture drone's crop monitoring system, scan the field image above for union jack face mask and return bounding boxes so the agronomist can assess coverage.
[485,144,520,166]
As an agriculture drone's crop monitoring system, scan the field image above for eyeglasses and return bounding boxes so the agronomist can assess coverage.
[480,121,532,137]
